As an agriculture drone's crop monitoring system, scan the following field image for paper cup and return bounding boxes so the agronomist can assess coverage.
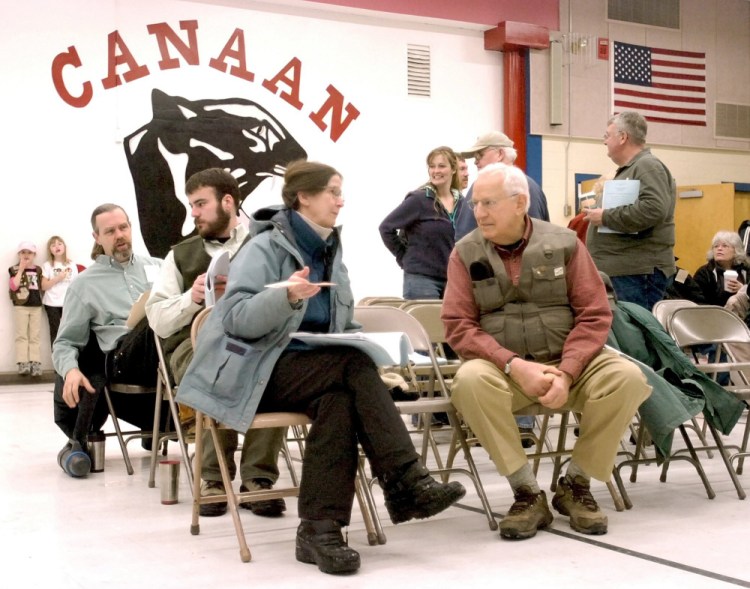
[724,270,738,291]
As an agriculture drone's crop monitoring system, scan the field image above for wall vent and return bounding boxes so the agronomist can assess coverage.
[407,44,431,97]
[607,0,680,30]
[716,102,750,140]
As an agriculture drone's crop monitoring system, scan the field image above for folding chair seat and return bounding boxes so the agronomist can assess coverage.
[187,307,383,563]
[666,305,750,500]
[353,305,498,533]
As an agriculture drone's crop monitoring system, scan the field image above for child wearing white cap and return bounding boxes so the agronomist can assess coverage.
[8,241,44,376]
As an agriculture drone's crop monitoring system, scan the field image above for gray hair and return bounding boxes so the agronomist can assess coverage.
[707,230,747,265]
[609,111,647,145]
[503,146,518,164]
[478,162,530,213]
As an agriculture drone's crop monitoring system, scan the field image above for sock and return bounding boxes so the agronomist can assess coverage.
[565,460,590,483]
[507,463,540,494]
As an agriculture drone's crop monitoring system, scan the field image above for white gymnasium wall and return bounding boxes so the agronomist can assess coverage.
[0,0,502,372]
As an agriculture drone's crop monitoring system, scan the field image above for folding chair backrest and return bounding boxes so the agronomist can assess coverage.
[354,305,433,352]
[402,302,446,346]
[354,305,448,397]
[356,296,405,307]
[652,298,697,330]
[668,305,750,348]
[190,306,213,347]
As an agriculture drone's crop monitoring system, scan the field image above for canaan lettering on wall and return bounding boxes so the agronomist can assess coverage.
[50,19,360,142]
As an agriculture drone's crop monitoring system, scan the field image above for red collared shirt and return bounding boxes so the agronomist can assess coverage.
[442,218,612,381]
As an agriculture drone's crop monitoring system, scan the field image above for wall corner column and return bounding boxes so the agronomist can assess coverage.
[484,21,549,171]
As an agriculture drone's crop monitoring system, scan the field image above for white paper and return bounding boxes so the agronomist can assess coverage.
[598,179,641,234]
[289,331,413,367]
[205,250,230,307]
[265,280,337,289]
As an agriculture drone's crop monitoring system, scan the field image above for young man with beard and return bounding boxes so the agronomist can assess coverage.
[146,168,286,518]
[52,204,163,477]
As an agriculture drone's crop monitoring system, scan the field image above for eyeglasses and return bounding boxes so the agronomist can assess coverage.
[468,193,519,210]
[325,186,344,200]
[603,130,623,140]
[473,147,499,161]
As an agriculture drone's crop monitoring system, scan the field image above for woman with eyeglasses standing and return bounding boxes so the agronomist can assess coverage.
[378,146,466,299]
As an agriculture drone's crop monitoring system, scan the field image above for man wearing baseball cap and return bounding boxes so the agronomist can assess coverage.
[455,131,549,240]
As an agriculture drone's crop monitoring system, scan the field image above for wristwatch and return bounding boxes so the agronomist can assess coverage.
[504,355,519,375]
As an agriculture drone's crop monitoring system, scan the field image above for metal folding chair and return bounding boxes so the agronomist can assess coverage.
[147,334,195,491]
[353,305,498,532]
[187,307,382,562]
[667,305,750,500]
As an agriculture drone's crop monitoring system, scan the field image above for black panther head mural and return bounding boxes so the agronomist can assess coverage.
[124,89,307,257]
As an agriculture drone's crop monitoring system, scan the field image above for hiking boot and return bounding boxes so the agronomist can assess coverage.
[382,461,466,524]
[199,480,228,517]
[552,475,608,535]
[18,362,30,376]
[295,519,360,575]
[499,487,553,540]
[239,479,286,517]
[30,362,43,377]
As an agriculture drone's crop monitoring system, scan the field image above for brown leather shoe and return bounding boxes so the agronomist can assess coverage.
[499,487,553,540]
[552,475,608,535]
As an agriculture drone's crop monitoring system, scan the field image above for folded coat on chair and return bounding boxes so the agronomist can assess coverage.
[607,300,746,459]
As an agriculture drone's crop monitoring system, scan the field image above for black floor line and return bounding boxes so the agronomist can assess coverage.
[454,502,750,587]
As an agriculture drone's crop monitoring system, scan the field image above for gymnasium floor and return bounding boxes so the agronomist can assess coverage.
[2,382,749,589]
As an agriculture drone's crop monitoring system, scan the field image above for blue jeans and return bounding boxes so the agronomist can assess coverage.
[610,269,668,311]
[402,272,445,300]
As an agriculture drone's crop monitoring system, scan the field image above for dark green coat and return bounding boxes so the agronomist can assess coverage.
[607,301,745,458]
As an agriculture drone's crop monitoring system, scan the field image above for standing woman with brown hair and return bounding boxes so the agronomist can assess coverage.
[379,146,466,299]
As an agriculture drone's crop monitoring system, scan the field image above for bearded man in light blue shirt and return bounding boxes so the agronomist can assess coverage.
[52,203,163,477]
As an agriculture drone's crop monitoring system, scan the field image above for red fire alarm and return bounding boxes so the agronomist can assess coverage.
[598,38,609,60]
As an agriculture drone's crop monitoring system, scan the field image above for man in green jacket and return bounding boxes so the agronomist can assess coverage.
[585,111,676,310]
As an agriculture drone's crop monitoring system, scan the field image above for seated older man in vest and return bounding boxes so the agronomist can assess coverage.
[442,162,651,540]
[146,168,285,518]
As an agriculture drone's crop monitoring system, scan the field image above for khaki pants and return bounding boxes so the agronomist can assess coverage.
[14,306,42,364]
[451,348,651,481]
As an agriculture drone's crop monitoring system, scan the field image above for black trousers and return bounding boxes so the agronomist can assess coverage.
[44,305,63,346]
[53,319,166,445]
[258,347,418,525]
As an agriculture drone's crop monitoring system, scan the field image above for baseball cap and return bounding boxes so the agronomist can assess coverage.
[17,241,37,253]
[461,131,514,157]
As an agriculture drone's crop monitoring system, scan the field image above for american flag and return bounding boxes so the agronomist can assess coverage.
[612,41,706,127]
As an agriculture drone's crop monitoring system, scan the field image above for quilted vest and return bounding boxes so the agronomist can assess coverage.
[161,237,212,354]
